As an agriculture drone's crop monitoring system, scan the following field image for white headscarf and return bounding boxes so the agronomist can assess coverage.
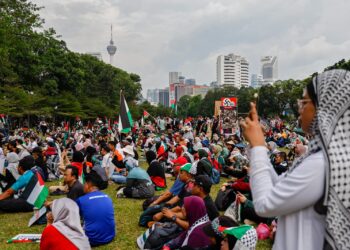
[52,198,91,249]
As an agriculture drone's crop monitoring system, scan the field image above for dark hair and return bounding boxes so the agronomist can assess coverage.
[101,144,110,153]
[66,165,79,179]
[84,170,103,189]
[32,147,42,154]
[306,76,318,107]
[278,151,287,161]
[145,150,156,164]
[108,141,116,147]
[72,151,84,163]
[8,140,17,148]
[19,155,35,171]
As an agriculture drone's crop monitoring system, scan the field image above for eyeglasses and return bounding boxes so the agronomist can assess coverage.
[297,99,312,109]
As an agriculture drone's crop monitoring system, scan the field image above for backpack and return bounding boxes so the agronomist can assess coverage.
[210,167,220,184]
[215,187,236,211]
[137,222,183,250]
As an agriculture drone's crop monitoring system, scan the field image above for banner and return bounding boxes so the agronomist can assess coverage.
[169,84,176,109]
[220,97,237,109]
[220,97,238,135]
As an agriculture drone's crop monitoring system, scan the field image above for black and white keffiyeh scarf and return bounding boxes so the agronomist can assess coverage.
[288,69,350,249]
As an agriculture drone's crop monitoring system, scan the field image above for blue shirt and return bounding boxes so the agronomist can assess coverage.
[11,170,34,192]
[169,177,185,196]
[76,191,115,246]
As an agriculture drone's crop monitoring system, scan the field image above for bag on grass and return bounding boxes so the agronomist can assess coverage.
[142,196,160,211]
[215,187,236,211]
[211,167,220,184]
[137,222,182,250]
[224,199,241,223]
[139,205,163,227]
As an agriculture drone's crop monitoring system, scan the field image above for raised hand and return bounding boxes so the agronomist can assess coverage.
[240,102,265,147]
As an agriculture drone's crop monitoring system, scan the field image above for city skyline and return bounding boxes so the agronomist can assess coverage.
[33,0,350,96]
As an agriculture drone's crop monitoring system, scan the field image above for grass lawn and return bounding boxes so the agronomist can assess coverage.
[0,157,272,250]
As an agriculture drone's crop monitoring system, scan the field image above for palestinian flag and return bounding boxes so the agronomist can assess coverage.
[219,225,253,239]
[118,92,133,133]
[20,172,49,209]
[143,110,150,118]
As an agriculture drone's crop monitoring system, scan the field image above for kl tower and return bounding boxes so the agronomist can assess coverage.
[107,25,117,65]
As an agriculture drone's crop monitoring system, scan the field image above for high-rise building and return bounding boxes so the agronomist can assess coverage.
[106,25,117,65]
[251,74,264,88]
[185,78,196,85]
[174,84,186,102]
[261,56,278,85]
[146,89,159,104]
[179,76,185,84]
[158,88,169,107]
[217,54,249,88]
[169,72,182,84]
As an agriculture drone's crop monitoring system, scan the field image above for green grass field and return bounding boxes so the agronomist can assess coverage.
[0,157,272,250]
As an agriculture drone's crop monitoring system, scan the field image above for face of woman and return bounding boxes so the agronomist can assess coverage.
[220,238,229,250]
[298,89,316,134]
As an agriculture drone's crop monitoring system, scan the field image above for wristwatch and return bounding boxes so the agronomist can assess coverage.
[171,215,177,222]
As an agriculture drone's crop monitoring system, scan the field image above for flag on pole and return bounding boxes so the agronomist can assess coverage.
[20,172,49,209]
[118,92,133,133]
[143,110,150,118]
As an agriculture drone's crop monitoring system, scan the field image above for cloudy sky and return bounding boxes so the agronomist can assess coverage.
[33,0,350,95]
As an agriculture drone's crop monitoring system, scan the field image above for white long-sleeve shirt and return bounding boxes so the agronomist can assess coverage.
[249,146,326,250]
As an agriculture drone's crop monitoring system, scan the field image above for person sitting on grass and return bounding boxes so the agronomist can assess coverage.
[273,151,288,175]
[202,216,238,250]
[163,196,211,249]
[41,198,90,250]
[111,145,137,184]
[119,158,155,199]
[0,155,38,212]
[146,150,166,190]
[152,163,194,223]
[76,170,115,246]
[45,165,84,208]
[191,175,219,221]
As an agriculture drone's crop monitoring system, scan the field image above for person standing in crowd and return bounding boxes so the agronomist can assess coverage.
[76,170,115,246]
[240,69,350,249]
[41,198,91,250]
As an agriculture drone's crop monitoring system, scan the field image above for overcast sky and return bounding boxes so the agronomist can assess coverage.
[33,0,350,95]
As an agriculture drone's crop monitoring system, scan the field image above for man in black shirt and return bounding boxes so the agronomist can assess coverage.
[64,165,84,201]
[192,175,219,220]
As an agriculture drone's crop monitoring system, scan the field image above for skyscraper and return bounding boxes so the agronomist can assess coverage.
[217,54,249,88]
[106,25,117,65]
[158,88,170,107]
[261,56,278,85]
[169,72,182,84]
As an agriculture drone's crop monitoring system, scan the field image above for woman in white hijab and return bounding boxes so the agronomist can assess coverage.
[41,198,90,250]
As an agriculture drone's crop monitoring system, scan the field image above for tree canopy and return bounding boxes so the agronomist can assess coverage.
[0,0,142,119]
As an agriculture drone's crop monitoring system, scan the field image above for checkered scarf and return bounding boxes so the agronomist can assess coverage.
[288,69,350,249]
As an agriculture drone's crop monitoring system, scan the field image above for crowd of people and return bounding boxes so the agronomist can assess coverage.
[0,111,308,250]
[0,69,348,250]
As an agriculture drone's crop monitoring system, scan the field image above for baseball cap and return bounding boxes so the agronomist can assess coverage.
[194,175,212,194]
[180,163,192,173]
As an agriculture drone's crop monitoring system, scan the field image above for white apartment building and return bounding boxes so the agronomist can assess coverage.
[217,53,249,88]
